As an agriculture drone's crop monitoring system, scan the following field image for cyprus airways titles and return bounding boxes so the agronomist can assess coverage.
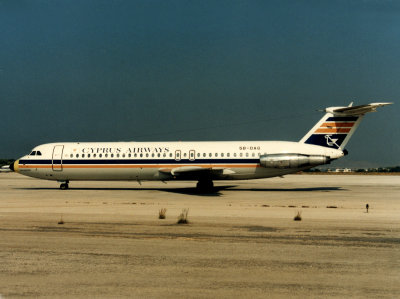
[82,147,170,154]
[9,103,392,191]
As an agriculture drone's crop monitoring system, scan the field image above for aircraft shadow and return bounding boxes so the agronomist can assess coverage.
[16,185,344,196]
[160,186,345,196]
[226,186,345,192]
[15,186,234,197]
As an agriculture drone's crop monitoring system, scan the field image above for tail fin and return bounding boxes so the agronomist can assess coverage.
[299,102,392,150]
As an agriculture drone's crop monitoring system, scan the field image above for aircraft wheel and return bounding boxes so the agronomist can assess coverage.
[196,180,214,193]
[60,183,69,190]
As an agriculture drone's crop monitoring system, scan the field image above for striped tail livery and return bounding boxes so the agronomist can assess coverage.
[300,102,392,150]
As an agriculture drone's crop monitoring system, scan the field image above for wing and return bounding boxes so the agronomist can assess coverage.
[159,166,235,180]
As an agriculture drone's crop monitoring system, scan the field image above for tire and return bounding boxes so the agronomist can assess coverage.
[196,180,214,193]
[60,183,68,190]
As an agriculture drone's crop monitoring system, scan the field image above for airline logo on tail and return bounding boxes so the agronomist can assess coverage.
[304,116,359,149]
[299,102,392,150]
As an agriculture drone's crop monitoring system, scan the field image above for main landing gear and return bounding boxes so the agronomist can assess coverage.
[196,179,214,193]
[59,180,69,190]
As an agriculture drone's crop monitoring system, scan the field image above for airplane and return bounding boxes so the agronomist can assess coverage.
[9,102,392,192]
[0,165,11,173]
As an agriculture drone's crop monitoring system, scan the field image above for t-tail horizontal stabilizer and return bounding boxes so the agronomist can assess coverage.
[299,102,393,150]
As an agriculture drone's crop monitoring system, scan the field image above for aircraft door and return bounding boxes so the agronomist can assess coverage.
[52,145,64,171]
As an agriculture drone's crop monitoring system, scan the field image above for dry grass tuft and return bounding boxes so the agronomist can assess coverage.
[159,208,167,219]
[294,211,302,221]
[58,215,64,225]
[177,209,189,224]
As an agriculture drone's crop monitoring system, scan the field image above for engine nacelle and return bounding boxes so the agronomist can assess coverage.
[259,154,330,169]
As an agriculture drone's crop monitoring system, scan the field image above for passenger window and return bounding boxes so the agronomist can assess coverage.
[240,153,243,157]
[111,154,114,158]
[234,153,237,157]
[140,154,143,158]
[76,154,79,158]
[82,154,85,158]
[70,154,73,158]
[252,153,255,157]
[105,154,108,158]
[197,153,200,157]
[93,154,97,158]
[152,153,155,158]
[227,153,230,157]
[163,153,166,158]
[134,153,137,158]
[122,154,125,158]
[221,153,224,157]
[88,154,91,158]
[215,153,218,157]
[203,153,206,157]
[146,153,149,158]
[99,154,102,158]
[157,153,160,157]
[116,154,119,158]
[169,153,173,158]
[183,153,187,157]
[128,154,131,158]
[209,153,212,157]
[246,153,249,157]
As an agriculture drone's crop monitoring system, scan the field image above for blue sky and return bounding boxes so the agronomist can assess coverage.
[1,0,399,166]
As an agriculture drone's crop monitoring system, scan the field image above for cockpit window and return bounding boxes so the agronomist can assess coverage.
[36,151,42,156]
[29,151,37,156]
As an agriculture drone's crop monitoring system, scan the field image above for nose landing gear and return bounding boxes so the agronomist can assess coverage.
[59,180,69,190]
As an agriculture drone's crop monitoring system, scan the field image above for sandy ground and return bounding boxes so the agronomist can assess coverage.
[0,173,399,298]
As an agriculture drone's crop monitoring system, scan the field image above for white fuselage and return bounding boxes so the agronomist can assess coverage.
[12,102,391,188]
[14,141,343,182]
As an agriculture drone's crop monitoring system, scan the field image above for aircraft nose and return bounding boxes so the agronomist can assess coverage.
[9,160,18,172]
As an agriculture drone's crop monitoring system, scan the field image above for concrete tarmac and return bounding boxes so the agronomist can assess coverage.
[0,173,399,298]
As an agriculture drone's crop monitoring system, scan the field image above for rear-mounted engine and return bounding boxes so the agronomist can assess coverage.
[260,154,330,169]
